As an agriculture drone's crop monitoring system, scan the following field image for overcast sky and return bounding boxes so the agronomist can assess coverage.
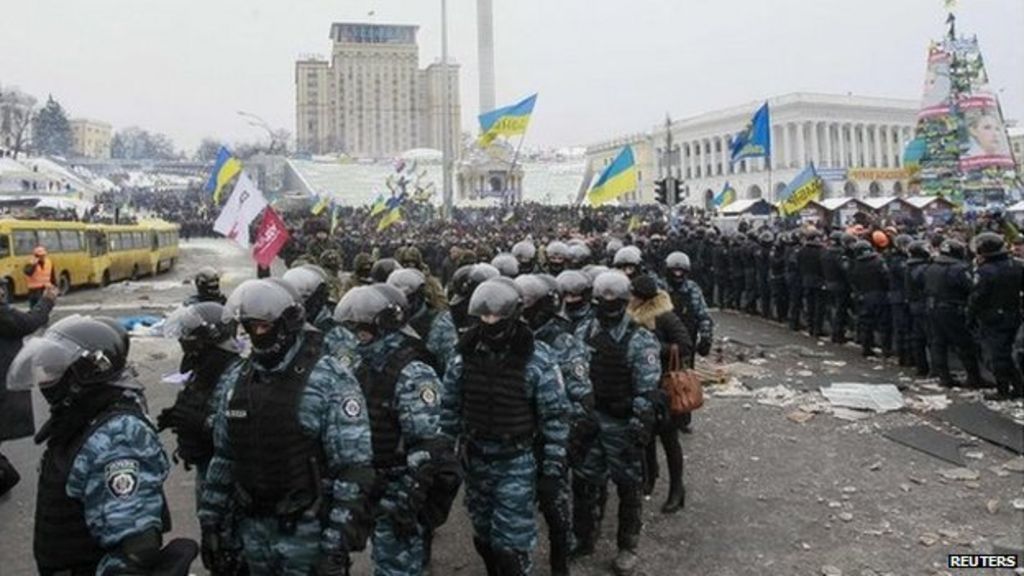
[2,0,1021,153]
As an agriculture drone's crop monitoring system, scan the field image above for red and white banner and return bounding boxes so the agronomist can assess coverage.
[213,171,267,249]
[252,207,290,268]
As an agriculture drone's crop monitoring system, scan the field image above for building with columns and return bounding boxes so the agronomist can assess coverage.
[581,134,656,204]
[586,92,920,207]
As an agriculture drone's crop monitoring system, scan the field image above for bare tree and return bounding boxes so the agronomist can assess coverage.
[0,85,37,158]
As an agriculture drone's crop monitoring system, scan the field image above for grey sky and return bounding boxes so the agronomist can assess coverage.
[2,0,1021,152]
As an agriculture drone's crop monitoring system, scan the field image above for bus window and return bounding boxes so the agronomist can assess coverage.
[88,232,106,257]
[13,230,36,255]
[37,229,60,253]
[59,230,82,252]
[151,232,159,251]
[135,232,145,249]
[0,234,10,258]
[109,233,121,252]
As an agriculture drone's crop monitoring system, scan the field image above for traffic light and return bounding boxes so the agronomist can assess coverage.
[654,179,668,205]
[673,179,684,205]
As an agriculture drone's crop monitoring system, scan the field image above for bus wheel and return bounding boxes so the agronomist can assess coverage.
[101,270,111,287]
[131,265,141,282]
[58,272,71,296]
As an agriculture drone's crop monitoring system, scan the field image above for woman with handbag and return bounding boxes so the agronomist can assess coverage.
[627,275,695,514]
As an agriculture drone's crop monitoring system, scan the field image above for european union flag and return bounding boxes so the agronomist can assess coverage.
[730,102,771,164]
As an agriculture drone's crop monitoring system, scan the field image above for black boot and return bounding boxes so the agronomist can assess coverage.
[493,548,530,576]
[421,527,434,575]
[616,483,643,553]
[549,531,570,576]
[661,480,685,514]
[474,537,500,576]
[0,452,19,498]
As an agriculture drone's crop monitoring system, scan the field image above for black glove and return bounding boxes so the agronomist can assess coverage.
[201,528,240,575]
[537,474,561,506]
[387,492,420,541]
[155,406,182,432]
[312,551,350,576]
[696,335,712,357]
[568,412,599,467]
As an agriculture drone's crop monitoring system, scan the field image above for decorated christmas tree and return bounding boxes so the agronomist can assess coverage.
[908,12,1020,206]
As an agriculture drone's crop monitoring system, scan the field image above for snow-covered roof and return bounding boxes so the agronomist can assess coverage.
[1006,200,1024,213]
[721,199,769,215]
[905,195,954,209]
[814,197,865,211]
[861,196,909,210]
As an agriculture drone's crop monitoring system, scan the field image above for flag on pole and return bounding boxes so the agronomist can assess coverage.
[730,102,772,164]
[330,203,341,235]
[714,181,737,208]
[205,146,243,204]
[478,94,538,146]
[777,164,824,216]
[311,195,330,216]
[587,146,638,206]
[377,195,405,231]
[252,207,291,268]
[369,194,388,216]
[628,214,642,232]
[213,172,267,249]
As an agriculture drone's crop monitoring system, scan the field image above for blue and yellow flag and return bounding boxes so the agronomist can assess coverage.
[730,102,771,164]
[330,203,341,235]
[311,195,330,216]
[205,146,242,204]
[587,146,637,206]
[478,94,537,146]
[369,194,387,217]
[778,164,824,216]
[377,195,404,232]
[714,181,737,208]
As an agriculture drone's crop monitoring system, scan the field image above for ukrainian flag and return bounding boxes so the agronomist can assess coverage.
[330,203,341,235]
[369,194,387,217]
[714,182,737,208]
[478,94,537,146]
[377,195,404,232]
[587,146,637,206]
[311,195,330,216]
[205,146,242,204]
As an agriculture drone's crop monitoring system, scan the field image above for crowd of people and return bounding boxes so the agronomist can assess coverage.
[2,195,1024,576]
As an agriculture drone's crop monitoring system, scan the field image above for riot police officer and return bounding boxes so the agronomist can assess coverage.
[440,278,568,576]
[923,241,983,388]
[8,315,196,575]
[613,246,645,282]
[905,240,932,377]
[336,284,456,576]
[388,268,458,373]
[545,241,571,276]
[849,241,890,357]
[822,232,852,343]
[158,303,241,513]
[199,279,375,576]
[447,263,500,335]
[968,232,1024,400]
[886,235,913,366]
[515,274,594,576]
[512,240,539,275]
[371,258,403,284]
[491,253,520,278]
[798,230,827,337]
[185,267,227,306]
[663,252,714,360]
[572,271,661,576]
[283,264,336,332]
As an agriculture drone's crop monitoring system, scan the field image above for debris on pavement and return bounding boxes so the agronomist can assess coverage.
[937,467,981,481]
[882,425,970,466]
[820,383,905,413]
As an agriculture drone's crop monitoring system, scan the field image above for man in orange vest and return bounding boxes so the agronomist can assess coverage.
[24,246,53,307]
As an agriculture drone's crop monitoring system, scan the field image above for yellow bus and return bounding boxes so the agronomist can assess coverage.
[0,219,92,298]
[1,218,180,300]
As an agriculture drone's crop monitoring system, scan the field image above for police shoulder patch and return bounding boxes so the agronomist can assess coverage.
[105,459,140,499]
[420,386,438,406]
[342,397,362,418]
[573,362,586,379]
[646,351,658,366]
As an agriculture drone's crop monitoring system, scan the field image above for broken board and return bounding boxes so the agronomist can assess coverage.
[882,425,970,466]
[933,402,1024,455]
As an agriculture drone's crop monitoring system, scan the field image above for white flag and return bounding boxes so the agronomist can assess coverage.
[213,172,267,249]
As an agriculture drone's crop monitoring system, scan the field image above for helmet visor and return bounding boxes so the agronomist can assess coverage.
[162,306,206,340]
[6,334,83,391]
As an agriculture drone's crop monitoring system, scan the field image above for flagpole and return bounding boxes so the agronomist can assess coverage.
[441,0,454,221]
[506,133,527,204]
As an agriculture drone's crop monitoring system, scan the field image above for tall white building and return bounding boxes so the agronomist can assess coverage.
[295,23,462,159]
[419,61,462,156]
[587,92,920,207]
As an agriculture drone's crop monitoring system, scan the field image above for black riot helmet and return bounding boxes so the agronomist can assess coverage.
[335,284,414,344]
[450,263,501,307]
[223,279,306,366]
[370,258,402,284]
[194,266,223,299]
[852,240,875,258]
[972,232,1006,258]
[164,302,239,373]
[514,274,559,330]
[468,277,524,348]
[282,265,331,323]
[387,267,428,315]
[907,240,931,259]
[940,239,967,260]
[491,253,520,278]
[592,270,632,327]
[7,315,132,406]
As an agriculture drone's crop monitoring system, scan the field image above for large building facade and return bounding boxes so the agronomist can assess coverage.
[295,23,461,159]
[70,119,112,159]
[586,92,920,208]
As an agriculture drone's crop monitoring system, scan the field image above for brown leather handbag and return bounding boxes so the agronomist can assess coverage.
[661,345,704,415]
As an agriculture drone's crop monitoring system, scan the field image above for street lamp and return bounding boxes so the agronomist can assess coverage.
[441,0,454,221]
[237,110,284,154]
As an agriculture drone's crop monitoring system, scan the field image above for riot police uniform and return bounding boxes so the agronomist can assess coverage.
[336,284,457,576]
[283,264,337,333]
[184,267,227,306]
[968,233,1024,399]
[199,279,375,576]
[904,241,932,377]
[822,233,851,343]
[923,241,983,388]
[8,315,195,576]
[557,270,595,334]
[849,242,890,357]
[572,271,661,576]
[388,268,458,374]
[440,278,568,576]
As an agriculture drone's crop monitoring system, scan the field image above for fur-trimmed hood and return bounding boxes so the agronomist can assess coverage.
[627,291,674,330]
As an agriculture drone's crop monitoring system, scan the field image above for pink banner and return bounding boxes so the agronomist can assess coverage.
[252,207,290,268]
